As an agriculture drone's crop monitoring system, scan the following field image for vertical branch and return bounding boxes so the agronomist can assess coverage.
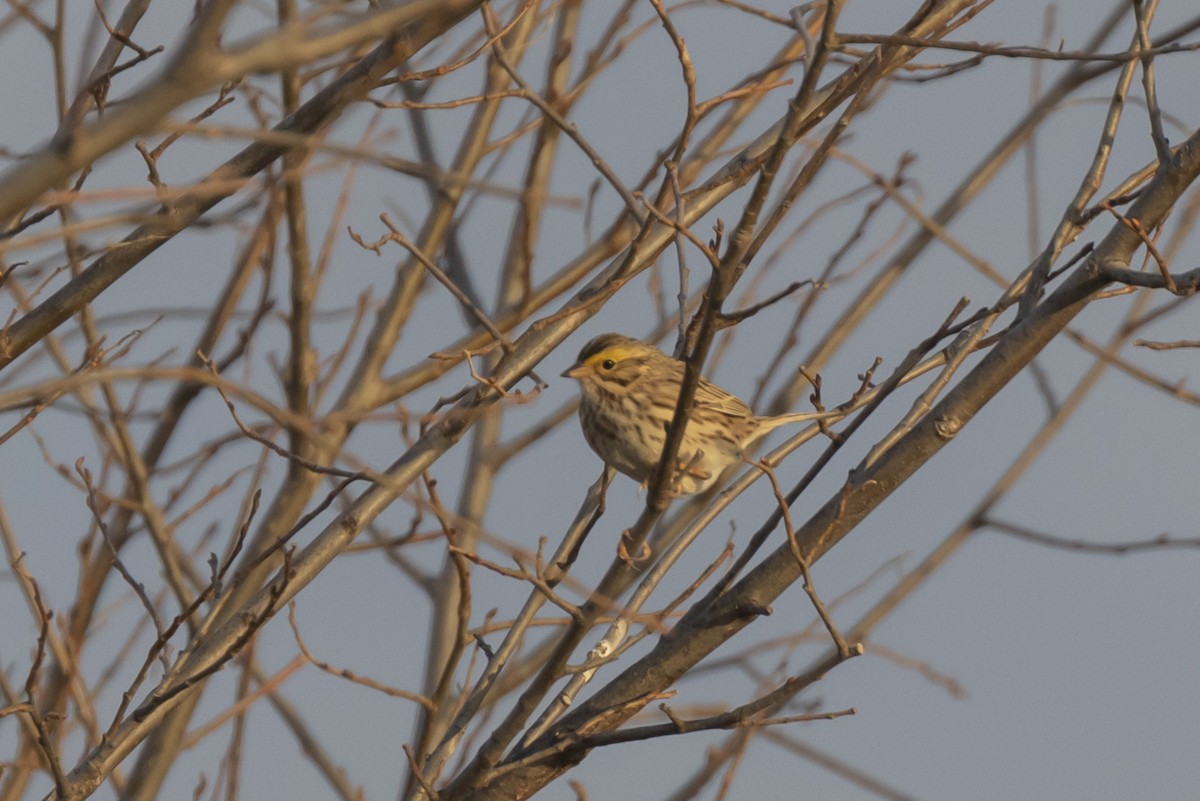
[401,5,546,790]
[1016,4,1145,317]
[278,0,317,466]
[1132,0,1170,164]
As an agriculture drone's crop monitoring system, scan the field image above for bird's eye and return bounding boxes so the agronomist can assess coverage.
[601,359,615,370]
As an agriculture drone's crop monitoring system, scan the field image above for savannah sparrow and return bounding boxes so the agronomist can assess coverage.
[562,333,833,495]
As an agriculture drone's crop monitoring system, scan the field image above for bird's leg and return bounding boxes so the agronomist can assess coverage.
[638,451,710,494]
[672,449,711,493]
[618,528,651,565]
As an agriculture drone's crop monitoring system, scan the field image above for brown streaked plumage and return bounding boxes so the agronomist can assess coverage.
[561,333,834,495]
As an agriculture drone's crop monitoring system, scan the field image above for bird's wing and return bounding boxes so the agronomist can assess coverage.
[694,376,753,418]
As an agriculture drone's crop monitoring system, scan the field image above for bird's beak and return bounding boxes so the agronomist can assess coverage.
[561,362,586,379]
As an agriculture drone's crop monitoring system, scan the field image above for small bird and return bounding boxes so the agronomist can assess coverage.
[561,333,833,495]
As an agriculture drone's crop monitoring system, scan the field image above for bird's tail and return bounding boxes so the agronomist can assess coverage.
[761,408,842,431]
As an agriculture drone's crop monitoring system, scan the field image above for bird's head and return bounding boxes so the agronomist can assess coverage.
[561,333,658,391]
